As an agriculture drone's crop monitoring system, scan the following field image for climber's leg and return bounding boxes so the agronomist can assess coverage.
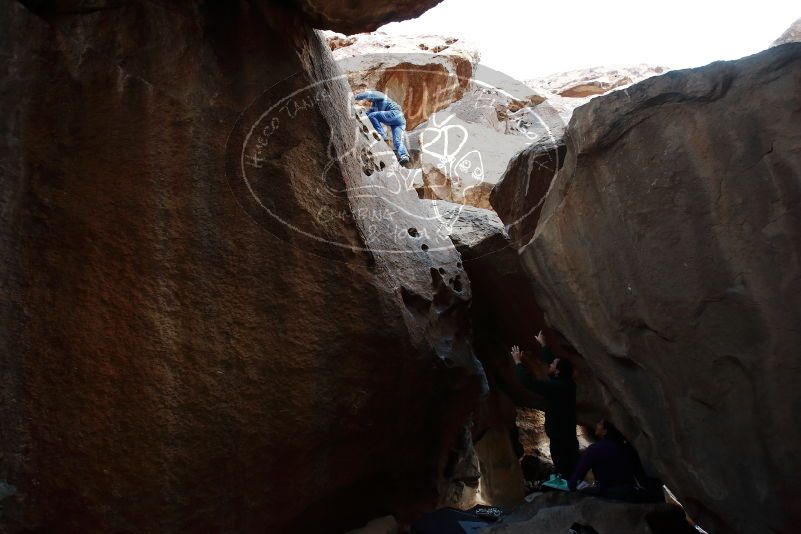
[367,112,388,140]
[389,123,409,162]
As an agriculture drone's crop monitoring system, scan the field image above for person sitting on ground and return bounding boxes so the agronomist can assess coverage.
[511,330,579,477]
[568,418,645,500]
[353,89,410,165]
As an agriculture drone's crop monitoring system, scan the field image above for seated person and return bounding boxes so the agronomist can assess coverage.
[568,418,644,499]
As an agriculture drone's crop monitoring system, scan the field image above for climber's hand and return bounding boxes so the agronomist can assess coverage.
[535,330,546,347]
[511,345,522,364]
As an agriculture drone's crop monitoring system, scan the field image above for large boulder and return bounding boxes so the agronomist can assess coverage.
[411,84,547,209]
[520,66,668,141]
[13,0,444,34]
[772,17,801,47]
[415,113,528,209]
[508,44,801,533]
[327,33,549,211]
[326,31,478,129]
[486,95,576,233]
[292,0,444,34]
[526,64,670,98]
[435,202,605,422]
[491,140,567,249]
[423,200,604,490]
[0,1,486,532]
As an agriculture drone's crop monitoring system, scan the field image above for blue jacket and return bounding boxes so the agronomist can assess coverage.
[354,90,402,113]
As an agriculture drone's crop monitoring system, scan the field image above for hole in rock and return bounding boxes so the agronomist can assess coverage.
[438,267,446,274]
[421,244,429,251]
[452,275,463,292]
[408,227,419,237]
[379,161,385,170]
[430,268,453,311]
[400,286,431,317]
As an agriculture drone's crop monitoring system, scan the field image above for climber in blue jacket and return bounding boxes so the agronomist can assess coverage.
[354,90,410,165]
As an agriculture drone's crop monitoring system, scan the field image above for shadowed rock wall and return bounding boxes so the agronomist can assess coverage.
[504,44,801,533]
[0,1,491,532]
[293,0,443,34]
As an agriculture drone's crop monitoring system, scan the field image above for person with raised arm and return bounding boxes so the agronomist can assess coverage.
[511,330,579,477]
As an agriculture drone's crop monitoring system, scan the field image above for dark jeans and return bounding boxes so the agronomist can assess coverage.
[549,432,579,476]
[367,110,408,159]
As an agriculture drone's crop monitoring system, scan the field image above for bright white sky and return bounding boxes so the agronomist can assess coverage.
[379,0,800,80]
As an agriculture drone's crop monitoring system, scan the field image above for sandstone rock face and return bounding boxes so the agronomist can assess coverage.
[526,64,670,98]
[772,17,801,46]
[518,66,668,145]
[415,112,528,209]
[491,141,566,249]
[0,1,486,532]
[293,0,444,34]
[487,95,593,251]
[507,44,801,533]
[411,83,548,208]
[421,200,604,502]
[527,94,586,140]
[328,33,551,210]
[326,32,479,130]
[433,202,604,424]
[473,428,525,506]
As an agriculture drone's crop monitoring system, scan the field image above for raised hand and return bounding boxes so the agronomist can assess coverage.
[535,330,546,347]
[510,345,522,364]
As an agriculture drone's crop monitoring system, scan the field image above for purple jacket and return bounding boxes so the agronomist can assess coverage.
[568,438,643,491]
